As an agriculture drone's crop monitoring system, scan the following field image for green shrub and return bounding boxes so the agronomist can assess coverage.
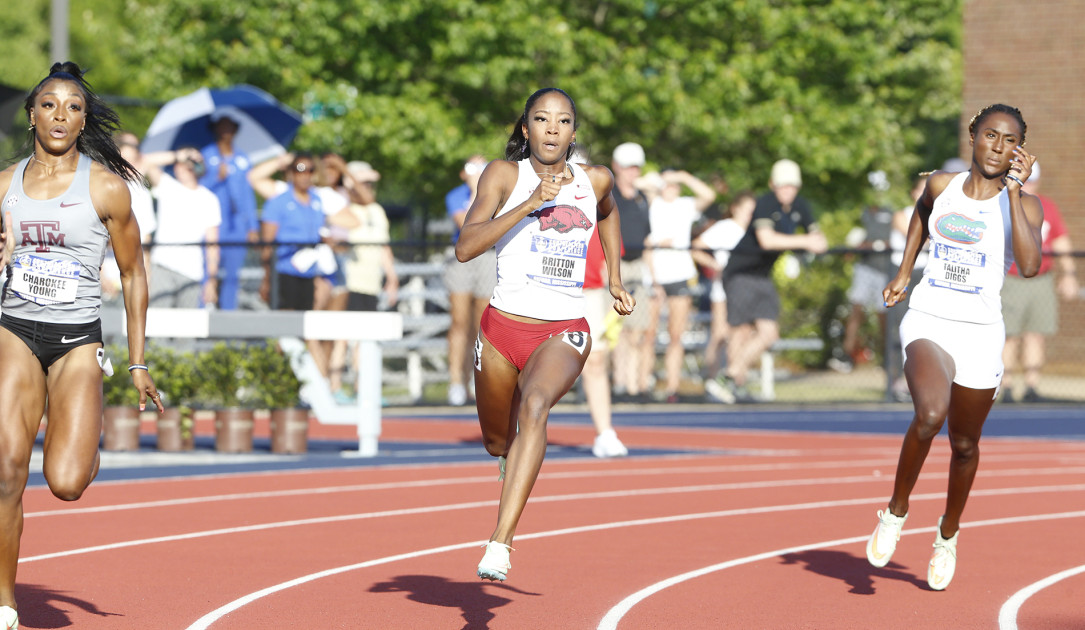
[101,343,132,407]
[240,341,304,409]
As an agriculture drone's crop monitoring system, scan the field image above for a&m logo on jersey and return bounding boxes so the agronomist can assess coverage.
[934,213,986,245]
[20,220,66,253]
[528,204,593,233]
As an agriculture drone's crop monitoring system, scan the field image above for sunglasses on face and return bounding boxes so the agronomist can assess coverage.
[293,162,314,173]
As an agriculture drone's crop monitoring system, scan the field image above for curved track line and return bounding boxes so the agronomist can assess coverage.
[998,564,1085,630]
[179,492,1085,630]
[597,510,1085,630]
[22,481,1085,565]
[26,463,1085,519]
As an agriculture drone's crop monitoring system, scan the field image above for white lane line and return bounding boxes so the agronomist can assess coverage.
[25,461,1085,519]
[179,499,1085,630]
[998,564,1085,630]
[597,510,1085,630]
[22,476,1085,564]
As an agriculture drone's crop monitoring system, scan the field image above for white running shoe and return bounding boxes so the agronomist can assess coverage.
[477,540,513,581]
[927,516,959,591]
[448,383,467,406]
[497,455,506,481]
[704,377,736,404]
[866,508,907,568]
[0,605,17,630]
[592,429,628,458]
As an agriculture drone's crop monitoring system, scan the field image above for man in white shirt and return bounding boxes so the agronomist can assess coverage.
[143,147,222,308]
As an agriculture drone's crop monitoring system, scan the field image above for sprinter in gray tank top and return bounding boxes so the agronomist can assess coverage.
[0,62,163,629]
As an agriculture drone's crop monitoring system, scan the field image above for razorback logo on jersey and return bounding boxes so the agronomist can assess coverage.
[529,204,593,233]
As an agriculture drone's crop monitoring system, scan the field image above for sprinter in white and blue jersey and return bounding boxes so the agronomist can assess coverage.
[0,62,163,630]
[864,104,1044,591]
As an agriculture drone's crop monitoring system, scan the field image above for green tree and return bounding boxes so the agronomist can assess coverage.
[102,0,959,226]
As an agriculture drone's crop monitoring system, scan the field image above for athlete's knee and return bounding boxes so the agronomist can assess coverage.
[44,461,95,502]
[948,434,980,461]
[517,389,551,431]
[0,451,31,501]
[912,405,948,441]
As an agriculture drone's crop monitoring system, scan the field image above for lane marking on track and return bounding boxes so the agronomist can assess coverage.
[24,461,1085,519]
[596,510,1085,630]
[170,491,1085,630]
[998,564,1085,630]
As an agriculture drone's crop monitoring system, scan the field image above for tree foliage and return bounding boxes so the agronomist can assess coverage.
[3,0,961,229]
[94,0,960,221]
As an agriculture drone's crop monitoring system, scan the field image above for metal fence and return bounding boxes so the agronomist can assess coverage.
[123,240,1085,407]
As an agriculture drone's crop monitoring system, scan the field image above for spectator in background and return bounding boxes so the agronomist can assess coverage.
[580,214,629,458]
[719,159,828,401]
[1001,162,1079,402]
[692,191,756,404]
[326,160,400,401]
[885,174,931,401]
[115,131,157,253]
[829,184,895,374]
[642,169,716,402]
[259,153,333,372]
[608,142,654,402]
[140,147,221,308]
[100,131,157,305]
[442,154,495,406]
[311,152,350,314]
[200,110,258,310]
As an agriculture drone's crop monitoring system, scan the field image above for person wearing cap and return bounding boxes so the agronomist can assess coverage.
[1000,161,1078,402]
[608,141,655,401]
[200,111,258,310]
[442,155,495,406]
[140,147,222,309]
[325,160,399,400]
[718,159,827,401]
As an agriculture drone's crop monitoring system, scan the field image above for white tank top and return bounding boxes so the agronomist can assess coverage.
[490,159,597,320]
[908,172,1014,324]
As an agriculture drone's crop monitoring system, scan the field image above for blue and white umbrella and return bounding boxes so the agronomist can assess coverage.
[141,85,302,165]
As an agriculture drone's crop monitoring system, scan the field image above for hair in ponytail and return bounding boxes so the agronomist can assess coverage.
[23,62,140,182]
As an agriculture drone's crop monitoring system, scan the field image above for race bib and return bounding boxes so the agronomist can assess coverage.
[10,254,81,305]
[927,242,984,294]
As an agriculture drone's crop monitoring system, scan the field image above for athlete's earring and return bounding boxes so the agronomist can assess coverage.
[28,124,34,131]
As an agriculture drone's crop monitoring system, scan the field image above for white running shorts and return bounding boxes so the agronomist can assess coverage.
[899,308,1005,391]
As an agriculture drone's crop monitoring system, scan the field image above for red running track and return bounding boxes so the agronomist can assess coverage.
[17,418,1085,629]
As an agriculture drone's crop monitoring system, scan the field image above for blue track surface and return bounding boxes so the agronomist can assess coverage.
[28,405,1085,488]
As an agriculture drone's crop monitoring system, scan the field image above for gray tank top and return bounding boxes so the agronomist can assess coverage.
[2,153,108,323]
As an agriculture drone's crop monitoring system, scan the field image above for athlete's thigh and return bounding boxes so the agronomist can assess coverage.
[474,330,520,445]
[42,344,105,465]
[519,330,592,405]
[0,330,48,461]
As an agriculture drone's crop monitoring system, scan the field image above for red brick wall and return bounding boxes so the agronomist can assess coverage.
[963,0,1084,369]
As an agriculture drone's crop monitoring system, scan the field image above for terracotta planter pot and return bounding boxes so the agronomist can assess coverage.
[215,408,254,453]
[102,406,142,451]
[156,408,195,452]
[270,408,309,454]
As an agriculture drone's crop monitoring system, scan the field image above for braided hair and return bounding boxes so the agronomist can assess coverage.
[23,61,140,183]
[504,87,579,162]
[968,104,1027,146]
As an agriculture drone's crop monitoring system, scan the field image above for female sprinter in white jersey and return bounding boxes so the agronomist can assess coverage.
[865,104,1042,591]
[456,88,635,581]
[0,62,163,629]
